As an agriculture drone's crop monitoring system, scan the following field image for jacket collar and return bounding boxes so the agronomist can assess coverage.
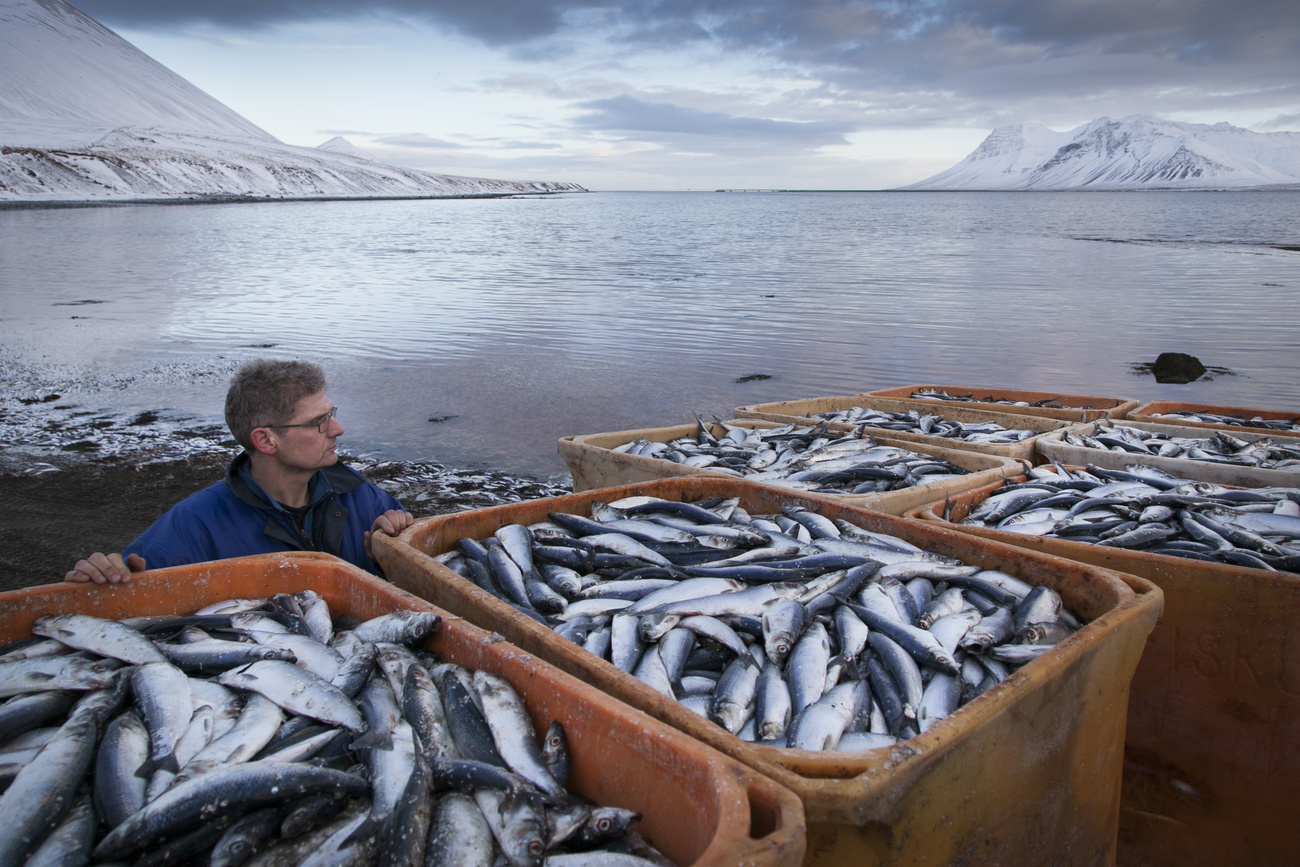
[223,451,364,511]
[223,452,361,554]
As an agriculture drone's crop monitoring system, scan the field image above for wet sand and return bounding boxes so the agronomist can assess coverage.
[1,455,225,590]
[0,454,569,592]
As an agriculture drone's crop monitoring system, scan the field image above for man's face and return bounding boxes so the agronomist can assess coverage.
[270,391,345,472]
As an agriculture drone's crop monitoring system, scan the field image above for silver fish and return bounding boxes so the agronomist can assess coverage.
[93,761,370,861]
[0,654,120,699]
[786,621,831,713]
[426,792,496,867]
[787,681,862,751]
[0,687,121,864]
[472,671,563,797]
[31,614,167,666]
[217,660,364,733]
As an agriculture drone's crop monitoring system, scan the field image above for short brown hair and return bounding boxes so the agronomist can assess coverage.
[224,360,327,451]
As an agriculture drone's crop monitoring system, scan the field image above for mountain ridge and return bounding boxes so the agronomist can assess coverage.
[901,115,1300,191]
[0,0,583,202]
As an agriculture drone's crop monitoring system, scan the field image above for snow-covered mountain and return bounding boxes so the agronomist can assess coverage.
[901,116,1300,191]
[0,0,583,201]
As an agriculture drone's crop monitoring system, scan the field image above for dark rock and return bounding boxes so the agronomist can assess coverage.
[1150,352,1207,384]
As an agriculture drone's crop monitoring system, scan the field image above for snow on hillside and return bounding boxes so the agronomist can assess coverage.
[902,116,1300,191]
[0,127,585,200]
[0,0,583,201]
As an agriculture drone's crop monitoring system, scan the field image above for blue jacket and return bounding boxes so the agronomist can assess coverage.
[124,453,404,576]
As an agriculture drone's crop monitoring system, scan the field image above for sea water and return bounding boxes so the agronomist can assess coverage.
[1,190,1298,477]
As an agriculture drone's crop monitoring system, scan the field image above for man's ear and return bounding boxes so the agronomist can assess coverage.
[249,427,278,455]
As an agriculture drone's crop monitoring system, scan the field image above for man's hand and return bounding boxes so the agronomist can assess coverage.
[364,509,414,559]
[65,552,146,584]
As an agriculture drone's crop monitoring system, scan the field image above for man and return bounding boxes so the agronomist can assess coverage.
[66,359,413,583]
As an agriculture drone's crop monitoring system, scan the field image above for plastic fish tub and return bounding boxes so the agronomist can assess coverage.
[0,552,806,867]
[1034,418,1300,488]
[733,394,1078,463]
[1128,400,1300,439]
[904,480,1300,867]
[865,384,1138,423]
[558,417,1027,517]
[373,478,1163,867]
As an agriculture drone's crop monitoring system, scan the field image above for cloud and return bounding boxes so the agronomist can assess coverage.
[573,94,855,151]
[372,133,466,149]
[79,0,1300,61]
[76,0,1300,132]
[499,140,563,149]
[74,0,596,44]
[1259,111,1300,131]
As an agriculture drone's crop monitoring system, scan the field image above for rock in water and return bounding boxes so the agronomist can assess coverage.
[1151,352,1207,384]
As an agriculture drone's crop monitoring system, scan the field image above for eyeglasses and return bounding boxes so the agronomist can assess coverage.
[268,406,338,434]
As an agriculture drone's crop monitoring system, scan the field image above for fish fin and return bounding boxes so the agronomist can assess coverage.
[138,750,180,779]
[350,728,391,752]
[342,816,381,849]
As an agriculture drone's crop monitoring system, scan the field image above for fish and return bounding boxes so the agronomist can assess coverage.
[0,690,78,744]
[1063,420,1300,471]
[787,681,864,751]
[31,613,168,666]
[910,389,1091,410]
[0,683,126,864]
[1149,410,1300,433]
[957,464,1300,574]
[798,405,1041,444]
[349,611,442,646]
[710,654,761,734]
[0,594,677,867]
[434,496,1087,752]
[605,422,972,495]
[472,671,563,797]
[0,654,121,699]
[426,791,496,867]
[209,804,292,867]
[130,661,194,775]
[218,660,366,733]
[24,793,97,867]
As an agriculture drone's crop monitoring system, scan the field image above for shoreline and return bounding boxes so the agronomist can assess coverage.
[0,189,586,210]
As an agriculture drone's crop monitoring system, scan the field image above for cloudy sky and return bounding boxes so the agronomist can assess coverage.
[76,0,1300,190]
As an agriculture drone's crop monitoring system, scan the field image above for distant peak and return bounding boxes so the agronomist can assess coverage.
[316,137,375,160]
[899,114,1300,191]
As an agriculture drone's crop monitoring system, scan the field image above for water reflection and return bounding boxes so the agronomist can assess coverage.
[1,191,1298,477]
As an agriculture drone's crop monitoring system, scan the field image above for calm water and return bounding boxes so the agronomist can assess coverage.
[2,191,1298,478]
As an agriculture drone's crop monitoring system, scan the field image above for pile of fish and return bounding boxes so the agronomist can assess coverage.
[1147,410,1300,433]
[0,595,674,867]
[800,406,1041,445]
[910,389,1099,410]
[1060,420,1300,471]
[364,460,571,511]
[956,463,1300,574]
[612,419,971,495]
[436,496,1087,751]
